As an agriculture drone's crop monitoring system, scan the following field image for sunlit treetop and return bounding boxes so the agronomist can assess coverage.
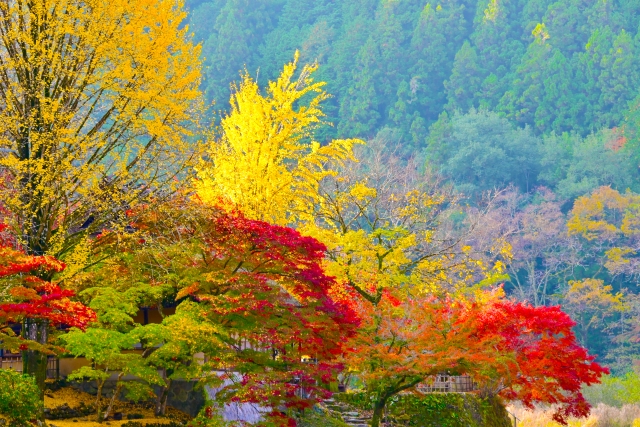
[196,51,363,226]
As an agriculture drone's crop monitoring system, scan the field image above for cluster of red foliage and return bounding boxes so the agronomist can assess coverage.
[202,211,360,331]
[0,223,95,336]
[346,285,608,426]
[0,282,96,330]
[474,300,609,425]
[132,207,360,420]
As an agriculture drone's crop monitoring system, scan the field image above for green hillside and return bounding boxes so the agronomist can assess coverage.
[186,0,640,146]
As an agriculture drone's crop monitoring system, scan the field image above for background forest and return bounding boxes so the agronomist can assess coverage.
[185,0,640,376]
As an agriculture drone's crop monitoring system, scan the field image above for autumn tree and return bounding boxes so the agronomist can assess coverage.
[296,146,513,427]
[0,223,95,409]
[0,0,202,391]
[301,143,509,305]
[476,188,580,306]
[196,52,362,225]
[474,299,608,425]
[566,187,640,364]
[347,290,496,427]
[347,288,607,427]
[61,280,185,421]
[296,145,605,427]
[61,213,218,419]
[561,278,625,345]
[66,200,358,425]
[568,186,640,280]
[150,204,358,423]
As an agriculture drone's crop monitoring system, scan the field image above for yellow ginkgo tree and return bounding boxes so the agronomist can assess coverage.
[196,52,362,225]
[0,0,202,397]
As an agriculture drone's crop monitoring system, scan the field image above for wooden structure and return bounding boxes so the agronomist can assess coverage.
[0,349,60,379]
[417,374,477,393]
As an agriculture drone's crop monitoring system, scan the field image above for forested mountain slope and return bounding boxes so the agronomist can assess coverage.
[186,0,640,149]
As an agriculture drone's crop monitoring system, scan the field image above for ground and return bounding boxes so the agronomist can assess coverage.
[42,387,190,427]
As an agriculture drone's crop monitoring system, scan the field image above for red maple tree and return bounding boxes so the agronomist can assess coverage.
[473,299,608,425]
[118,205,360,425]
[0,223,95,351]
[344,286,607,427]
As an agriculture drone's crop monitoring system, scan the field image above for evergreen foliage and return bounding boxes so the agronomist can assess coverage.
[187,0,640,141]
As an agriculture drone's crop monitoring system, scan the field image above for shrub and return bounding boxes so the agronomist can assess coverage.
[0,369,41,426]
[336,392,512,427]
[297,408,349,427]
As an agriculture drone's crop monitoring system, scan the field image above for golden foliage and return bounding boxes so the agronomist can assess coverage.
[42,386,186,426]
[568,187,637,240]
[196,52,362,225]
[0,0,202,260]
[564,278,626,332]
[568,186,640,276]
[299,150,509,304]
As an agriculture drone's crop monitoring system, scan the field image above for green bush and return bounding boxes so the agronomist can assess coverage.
[336,392,512,427]
[0,369,41,426]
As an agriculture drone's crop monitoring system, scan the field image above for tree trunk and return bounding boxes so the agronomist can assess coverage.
[22,318,48,420]
[155,378,173,416]
[95,373,109,422]
[371,395,389,427]
[103,372,124,421]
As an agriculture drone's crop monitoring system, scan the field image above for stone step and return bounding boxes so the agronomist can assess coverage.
[319,398,372,427]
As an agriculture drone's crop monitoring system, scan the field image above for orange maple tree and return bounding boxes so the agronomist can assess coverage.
[345,287,607,427]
